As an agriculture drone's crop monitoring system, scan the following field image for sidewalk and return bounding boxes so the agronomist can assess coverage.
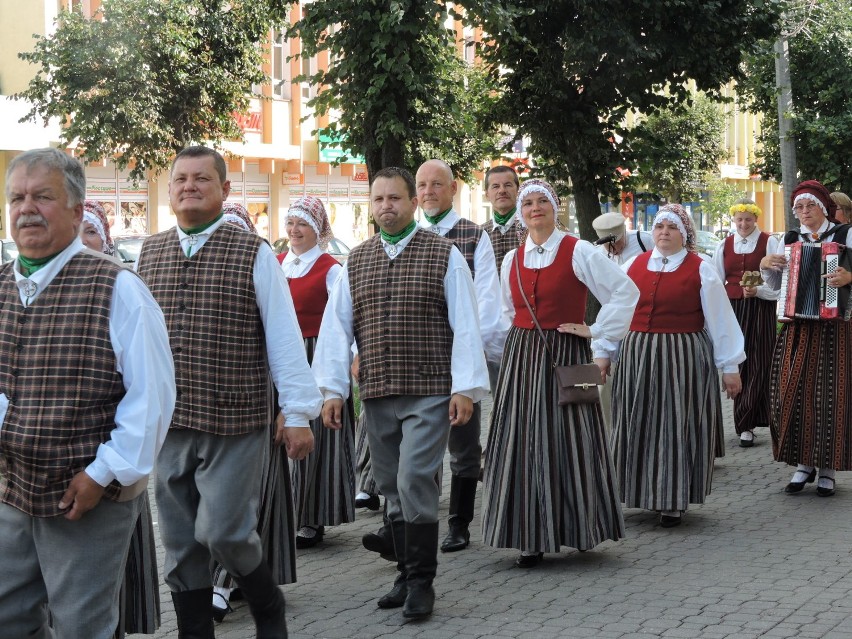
[151,395,852,638]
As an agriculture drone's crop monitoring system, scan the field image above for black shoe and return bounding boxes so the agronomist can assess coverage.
[355,493,381,510]
[362,524,397,562]
[817,477,836,497]
[440,522,470,553]
[660,514,682,528]
[377,573,408,609]
[739,433,755,448]
[515,552,543,568]
[171,588,215,638]
[785,468,817,493]
[295,525,324,549]
[211,592,233,623]
[402,582,435,619]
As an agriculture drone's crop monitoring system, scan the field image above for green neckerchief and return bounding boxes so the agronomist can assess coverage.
[423,207,452,226]
[380,219,417,245]
[180,212,223,257]
[493,207,516,227]
[18,250,63,277]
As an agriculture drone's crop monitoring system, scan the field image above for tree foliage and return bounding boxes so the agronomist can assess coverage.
[738,0,852,192]
[698,174,748,228]
[285,0,502,181]
[631,93,727,203]
[17,0,281,181]
[460,0,783,240]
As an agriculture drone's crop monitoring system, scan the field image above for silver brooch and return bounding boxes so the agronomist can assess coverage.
[22,280,38,298]
[388,244,398,257]
[431,226,440,234]
[661,257,669,264]
[535,246,545,254]
[188,235,198,246]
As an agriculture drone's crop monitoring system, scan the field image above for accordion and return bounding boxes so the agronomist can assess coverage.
[777,242,852,321]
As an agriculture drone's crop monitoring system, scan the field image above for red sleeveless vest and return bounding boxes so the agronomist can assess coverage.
[628,252,704,333]
[278,251,338,338]
[722,232,769,299]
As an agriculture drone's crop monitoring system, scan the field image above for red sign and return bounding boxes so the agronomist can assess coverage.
[233,111,262,134]
[353,171,369,182]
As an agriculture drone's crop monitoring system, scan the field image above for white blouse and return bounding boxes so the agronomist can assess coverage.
[280,244,342,294]
[712,227,782,301]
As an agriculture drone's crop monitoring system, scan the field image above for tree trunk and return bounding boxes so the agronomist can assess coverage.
[569,165,603,324]
[774,36,798,231]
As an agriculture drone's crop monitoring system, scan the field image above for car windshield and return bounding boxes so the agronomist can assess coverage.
[115,237,146,263]
[2,241,19,264]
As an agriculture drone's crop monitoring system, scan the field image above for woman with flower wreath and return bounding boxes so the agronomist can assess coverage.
[712,199,782,448]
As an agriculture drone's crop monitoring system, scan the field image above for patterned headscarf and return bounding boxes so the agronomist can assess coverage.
[222,201,257,235]
[287,195,333,250]
[791,180,838,223]
[515,178,561,229]
[83,201,115,256]
[653,203,696,252]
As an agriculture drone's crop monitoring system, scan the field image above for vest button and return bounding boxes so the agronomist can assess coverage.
[181,282,189,289]
[183,262,191,268]
[176,390,183,397]
[16,343,24,351]
[17,317,26,324]
[179,303,186,310]
[174,347,183,354]
[178,323,184,330]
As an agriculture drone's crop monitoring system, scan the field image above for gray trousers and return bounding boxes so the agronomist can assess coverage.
[0,495,142,639]
[364,395,451,524]
[156,428,266,592]
[447,401,482,478]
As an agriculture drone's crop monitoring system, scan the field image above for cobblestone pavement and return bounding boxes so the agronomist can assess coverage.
[150,395,852,638]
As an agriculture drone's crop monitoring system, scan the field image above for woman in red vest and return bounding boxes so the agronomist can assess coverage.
[277,196,356,549]
[606,204,744,528]
[712,200,781,448]
[481,179,639,568]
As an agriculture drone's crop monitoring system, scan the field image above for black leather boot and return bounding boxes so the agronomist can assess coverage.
[171,588,215,639]
[440,475,478,552]
[362,504,397,561]
[233,561,288,639]
[403,521,439,620]
[377,520,408,608]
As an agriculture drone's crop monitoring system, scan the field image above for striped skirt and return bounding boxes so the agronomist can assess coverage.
[290,338,357,527]
[213,405,297,588]
[115,492,159,638]
[730,297,776,434]
[482,327,624,553]
[355,406,379,495]
[612,330,721,512]
[770,319,852,469]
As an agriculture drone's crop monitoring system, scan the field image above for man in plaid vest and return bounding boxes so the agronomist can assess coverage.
[0,148,175,638]
[137,146,322,638]
[314,167,489,620]
[415,159,502,554]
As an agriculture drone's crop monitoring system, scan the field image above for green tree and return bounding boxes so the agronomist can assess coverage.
[285,0,501,181]
[698,175,748,228]
[631,93,727,203]
[739,0,852,192]
[460,0,782,241]
[17,0,282,181]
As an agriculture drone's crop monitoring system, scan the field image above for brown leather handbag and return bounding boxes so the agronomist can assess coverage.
[514,254,601,405]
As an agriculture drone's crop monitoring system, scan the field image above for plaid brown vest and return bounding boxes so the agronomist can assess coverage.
[349,229,454,399]
[0,253,125,517]
[137,225,271,435]
[445,217,481,277]
[482,219,525,275]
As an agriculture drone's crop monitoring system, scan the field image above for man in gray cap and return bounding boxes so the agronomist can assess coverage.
[592,212,652,266]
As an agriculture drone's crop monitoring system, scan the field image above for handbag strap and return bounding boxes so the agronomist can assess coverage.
[514,253,558,369]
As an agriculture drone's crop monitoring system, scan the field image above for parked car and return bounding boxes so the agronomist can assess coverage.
[1,239,18,264]
[694,230,721,257]
[273,236,351,264]
[114,235,148,264]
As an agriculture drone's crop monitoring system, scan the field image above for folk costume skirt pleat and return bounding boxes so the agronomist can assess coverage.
[770,319,852,470]
[731,297,776,434]
[612,330,721,512]
[213,380,296,588]
[482,327,624,553]
[290,337,357,528]
[355,407,379,495]
[116,493,160,637]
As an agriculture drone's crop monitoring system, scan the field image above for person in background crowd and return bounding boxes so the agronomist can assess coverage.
[761,181,852,497]
[415,158,502,555]
[137,146,321,638]
[592,211,653,266]
[314,166,488,620]
[278,195,356,551]
[604,204,743,528]
[0,148,175,638]
[830,191,852,225]
[712,199,781,448]
[482,179,638,568]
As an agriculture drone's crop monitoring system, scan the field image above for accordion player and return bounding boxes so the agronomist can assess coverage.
[777,241,852,321]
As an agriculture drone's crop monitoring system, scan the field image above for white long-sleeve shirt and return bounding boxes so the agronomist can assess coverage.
[760,220,852,291]
[602,247,746,373]
[497,229,639,354]
[141,218,323,427]
[419,209,503,363]
[10,238,175,489]
[280,244,342,294]
[312,230,490,404]
[712,228,782,301]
